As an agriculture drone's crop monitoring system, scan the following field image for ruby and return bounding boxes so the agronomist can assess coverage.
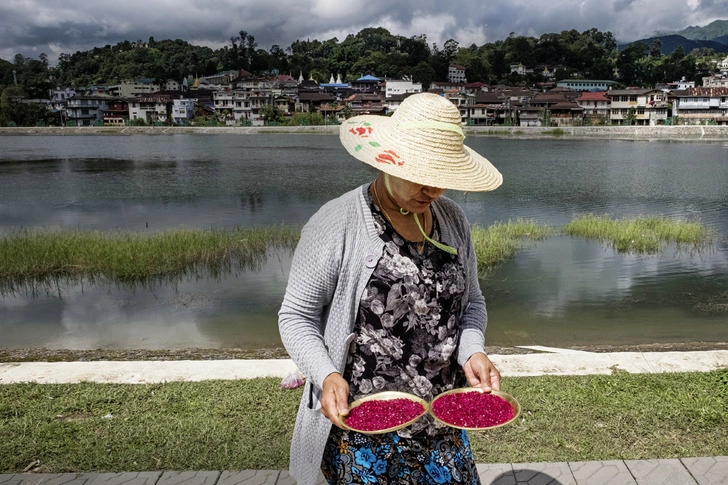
[431,392,514,428]
[344,398,425,432]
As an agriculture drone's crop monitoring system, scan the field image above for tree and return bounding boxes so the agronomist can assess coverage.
[411,61,436,90]
[259,102,283,124]
[649,39,663,58]
[0,86,35,126]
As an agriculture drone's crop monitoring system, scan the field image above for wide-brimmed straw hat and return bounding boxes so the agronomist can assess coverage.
[339,92,502,192]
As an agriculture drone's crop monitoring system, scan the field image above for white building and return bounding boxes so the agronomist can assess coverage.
[448,65,467,84]
[703,74,728,88]
[606,89,668,126]
[384,79,422,98]
[718,56,728,71]
[172,99,195,124]
[128,97,170,124]
[673,87,728,124]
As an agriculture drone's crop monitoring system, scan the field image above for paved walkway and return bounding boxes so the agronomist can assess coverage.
[2,458,728,485]
[2,349,727,484]
[3,348,728,384]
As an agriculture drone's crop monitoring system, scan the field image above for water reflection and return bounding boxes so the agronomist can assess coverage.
[1,134,727,349]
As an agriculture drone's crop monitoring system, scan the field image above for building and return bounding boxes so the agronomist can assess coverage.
[172,98,195,124]
[384,93,417,113]
[350,75,382,93]
[103,99,130,125]
[384,79,422,98]
[448,65,467,83]
[344,93,385,116]
[509,63,532,76]
[703,74,728,88]
[556,79,618,92]
[576,91,610,118]
[128,95,173,124]
[65,94,112,126]
[672,87,728,124]
[606,89,668,126]
[106,79,171,98]
[718,56,728,72]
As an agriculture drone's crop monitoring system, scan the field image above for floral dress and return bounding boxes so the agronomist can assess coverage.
[321,188,481,485]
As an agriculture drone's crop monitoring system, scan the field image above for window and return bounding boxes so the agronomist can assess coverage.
[629,96,637,102]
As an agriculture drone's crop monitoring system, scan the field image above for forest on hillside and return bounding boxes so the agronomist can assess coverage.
[1,26,727,104]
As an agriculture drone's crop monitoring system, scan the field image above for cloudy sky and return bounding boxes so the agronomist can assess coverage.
[2,0,727,64]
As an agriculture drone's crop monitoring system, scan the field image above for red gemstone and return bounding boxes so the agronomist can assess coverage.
[344,398,425,432]
[432,391,515,428]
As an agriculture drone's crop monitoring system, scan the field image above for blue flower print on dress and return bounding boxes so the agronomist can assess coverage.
[355,448,376,468]
[424,460,452,484]
[372,459,388,475]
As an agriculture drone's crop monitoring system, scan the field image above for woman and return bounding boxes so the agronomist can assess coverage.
[279,92,503,485]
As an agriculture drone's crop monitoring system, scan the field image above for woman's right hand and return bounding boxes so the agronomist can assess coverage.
[320,372,350,428]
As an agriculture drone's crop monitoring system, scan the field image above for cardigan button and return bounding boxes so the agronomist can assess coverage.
[364,254,379,268]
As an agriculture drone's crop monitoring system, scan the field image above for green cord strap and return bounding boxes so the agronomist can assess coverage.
[412,211,458,255]
[383,174,458,255]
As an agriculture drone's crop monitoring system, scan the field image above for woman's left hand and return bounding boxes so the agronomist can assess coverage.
[463,352,501,392]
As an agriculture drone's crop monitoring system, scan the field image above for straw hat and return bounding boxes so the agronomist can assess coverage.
[339,92,502,192]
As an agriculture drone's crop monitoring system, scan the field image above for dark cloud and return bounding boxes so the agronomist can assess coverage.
[1,0,726,63]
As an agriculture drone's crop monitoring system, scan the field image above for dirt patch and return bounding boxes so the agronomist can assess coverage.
[2,342,728,363]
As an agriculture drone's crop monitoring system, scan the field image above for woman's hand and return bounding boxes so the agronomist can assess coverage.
[320,372,351,428]
[463,352,501,392]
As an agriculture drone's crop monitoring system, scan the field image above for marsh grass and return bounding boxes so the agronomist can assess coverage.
[0,215,719,289]
[0,371,726,473]
[563,214,717,254]
[0,226,300,292]
[470,219,555,276]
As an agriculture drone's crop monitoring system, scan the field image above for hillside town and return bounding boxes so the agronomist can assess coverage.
[33,57,728,128]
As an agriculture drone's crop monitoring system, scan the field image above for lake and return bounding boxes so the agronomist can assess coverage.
[1,134,726,350]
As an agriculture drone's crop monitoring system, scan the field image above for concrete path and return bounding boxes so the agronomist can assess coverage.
[2,349,728,384]
[2,457,728,485]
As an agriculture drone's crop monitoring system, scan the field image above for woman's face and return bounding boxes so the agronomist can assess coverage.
[387,175,447,214]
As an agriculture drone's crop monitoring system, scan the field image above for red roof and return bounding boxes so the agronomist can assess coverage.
[577,92,608,101]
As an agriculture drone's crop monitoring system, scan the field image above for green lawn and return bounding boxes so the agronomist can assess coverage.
[1,370,726,473]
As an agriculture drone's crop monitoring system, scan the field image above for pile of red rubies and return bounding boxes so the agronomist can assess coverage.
[344,398,425,432]
[431,391,515,428]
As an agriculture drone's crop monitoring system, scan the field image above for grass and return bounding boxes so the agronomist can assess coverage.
[563,214,717,254]
[0,370,726,473]
[470,219,555,277]
[0,215,718,290]
[0,226,300,291]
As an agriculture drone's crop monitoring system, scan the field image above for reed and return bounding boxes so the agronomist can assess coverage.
[0,226,300,290]
[470,219,554,276]
[563,214,717,253]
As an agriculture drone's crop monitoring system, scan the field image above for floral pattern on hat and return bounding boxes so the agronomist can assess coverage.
[375,150,403,166]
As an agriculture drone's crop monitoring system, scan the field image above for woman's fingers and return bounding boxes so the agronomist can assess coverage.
[321,372,350,428]
[464,353,501,392]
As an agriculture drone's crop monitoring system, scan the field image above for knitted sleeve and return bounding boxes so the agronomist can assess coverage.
[436,197,488,365]
[456,221,488,366]
[278,200,346,390]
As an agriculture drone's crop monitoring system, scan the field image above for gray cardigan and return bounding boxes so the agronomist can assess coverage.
[278,184,488,485]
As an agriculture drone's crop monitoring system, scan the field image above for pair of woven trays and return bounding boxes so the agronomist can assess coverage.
[337,388,520,435]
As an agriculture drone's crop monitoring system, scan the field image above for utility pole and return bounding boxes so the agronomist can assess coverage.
[12,70,18,85]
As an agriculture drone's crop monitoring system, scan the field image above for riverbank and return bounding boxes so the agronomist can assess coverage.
[2,124,728,140]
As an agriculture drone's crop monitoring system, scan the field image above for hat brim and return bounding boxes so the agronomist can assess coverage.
[340,115,502,192]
